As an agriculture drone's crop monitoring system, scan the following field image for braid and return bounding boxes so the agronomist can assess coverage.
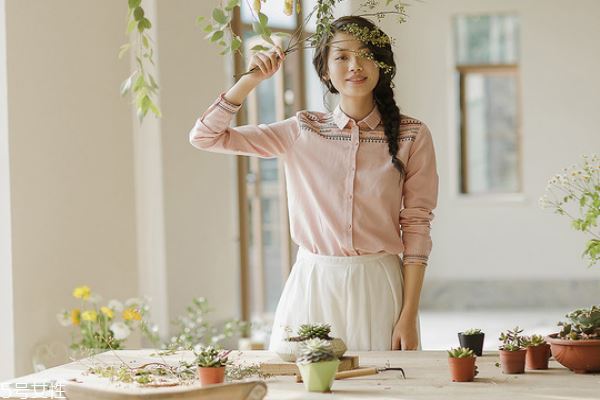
[374,84,406,179]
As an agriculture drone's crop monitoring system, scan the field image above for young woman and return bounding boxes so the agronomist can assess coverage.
[190,16,438,351]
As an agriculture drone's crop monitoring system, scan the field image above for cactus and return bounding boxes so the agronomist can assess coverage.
[447,347,475,358]
[557,305,600,340]
[463,328,482,335]
[296,338,336,365]
[498,326,525,351]
[522,334,547,347]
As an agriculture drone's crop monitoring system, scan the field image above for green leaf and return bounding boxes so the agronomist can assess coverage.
[261,33,274,46]
[252,22,264,35]
[118,43,131,59]
[212,8,227,25]
[148,100,161,117]
[250,44,270,52]
[273,32,291,38]
[132,74,145,92]
[127,20,136,34]
[226,0,239,11]
[196,16,205,25]
[133,6,144,21]
[258,12,268,26]
[142,18,152,29]
[203,24,213,33]
[210,30,224,42]
[231,36,242,52]
[128,0,141,9]
[142,35,149,49]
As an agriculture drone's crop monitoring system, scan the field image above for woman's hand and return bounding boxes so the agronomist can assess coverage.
[242,46,286,85]
[392,312,419,350]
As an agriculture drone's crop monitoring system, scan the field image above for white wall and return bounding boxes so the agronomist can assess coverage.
[377,0,600,280]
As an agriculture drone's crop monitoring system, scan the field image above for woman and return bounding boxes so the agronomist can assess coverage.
[189,16,438,351]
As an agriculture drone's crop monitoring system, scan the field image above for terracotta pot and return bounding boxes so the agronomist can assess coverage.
[525,343,551,370]
[499,349,526,374]
[448,356,476,382]
[197,366,226,386]
[458,332,485,356]
[546,333,600,373]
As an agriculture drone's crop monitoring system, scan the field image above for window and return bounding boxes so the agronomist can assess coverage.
[454,14,521,195]
[233,2,316,321]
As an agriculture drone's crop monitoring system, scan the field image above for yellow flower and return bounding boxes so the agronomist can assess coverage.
[70,309,81,325]
[100,306,114,319]
[81,310,97,322]
[73,285,91,300]
[122,308,142,321]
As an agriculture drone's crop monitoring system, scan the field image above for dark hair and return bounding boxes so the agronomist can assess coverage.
[312,16,406,178]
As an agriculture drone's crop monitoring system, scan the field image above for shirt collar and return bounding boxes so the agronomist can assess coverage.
[332,103,382,130]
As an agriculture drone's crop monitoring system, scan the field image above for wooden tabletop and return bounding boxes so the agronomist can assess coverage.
[1,349,599,399]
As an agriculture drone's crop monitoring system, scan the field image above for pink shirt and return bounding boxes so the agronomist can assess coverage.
[190,93,439,265]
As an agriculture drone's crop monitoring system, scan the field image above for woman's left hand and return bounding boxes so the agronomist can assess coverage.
[392,313,419,350]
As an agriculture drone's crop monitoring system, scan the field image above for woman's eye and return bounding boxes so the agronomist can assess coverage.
[335,56,347,60]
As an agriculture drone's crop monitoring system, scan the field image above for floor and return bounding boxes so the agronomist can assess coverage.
[419,308,571,350]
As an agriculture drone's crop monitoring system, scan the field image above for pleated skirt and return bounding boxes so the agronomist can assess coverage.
[268,247,421,351]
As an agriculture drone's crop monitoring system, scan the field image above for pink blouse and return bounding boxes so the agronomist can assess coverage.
[190,93,439,265]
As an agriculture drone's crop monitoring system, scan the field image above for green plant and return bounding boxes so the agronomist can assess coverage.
[447,347,475,358]
[296,338,336,365]
[121,0,415,121]
[557,305,600,340]
[499,327,525,351]
[297,323,334,340]
[463,328,482,335]
[57,285,159,352]
[540,154,600,267]
[194,345,232,368]
[522,334,547,347]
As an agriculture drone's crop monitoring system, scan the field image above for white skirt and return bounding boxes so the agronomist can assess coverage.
[268,247,421,351]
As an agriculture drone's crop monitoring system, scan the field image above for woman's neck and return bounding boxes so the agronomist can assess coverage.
[339,95,376,121]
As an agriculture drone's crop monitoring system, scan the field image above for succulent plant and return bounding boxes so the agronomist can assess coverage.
[498,326,525,351]
[557,305,600,340]
[463,328,483,335]
[193,345,231,368]
[296,338,336,365]
[286,323,334,342]
[522,334,547,347]
[447,347,475,358]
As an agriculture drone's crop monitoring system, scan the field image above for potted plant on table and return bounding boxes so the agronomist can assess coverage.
[458,328,485,356]
[546,305,600,373]
[296,338,340,393]
[275,323,347,362]
[194,345,232,386]
[498,326,526,374]
[522,334,551,370]
[447,347,478,382]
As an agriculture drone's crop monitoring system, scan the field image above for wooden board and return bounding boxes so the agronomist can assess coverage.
[259,356,359,376]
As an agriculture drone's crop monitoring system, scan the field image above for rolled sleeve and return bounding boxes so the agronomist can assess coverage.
[399,123,439,266]
[189,92,299,158]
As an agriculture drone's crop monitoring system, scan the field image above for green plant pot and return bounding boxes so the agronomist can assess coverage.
[297,359,340,392]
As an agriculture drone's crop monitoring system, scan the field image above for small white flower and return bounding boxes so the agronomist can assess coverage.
[110,322,131,340]
[56,311,71,327]
[108,300,124,312]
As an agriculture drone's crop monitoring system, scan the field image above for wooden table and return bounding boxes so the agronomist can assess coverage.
[1,349,599,399]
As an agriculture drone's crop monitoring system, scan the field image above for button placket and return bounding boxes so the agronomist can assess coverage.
[347,125,360,245]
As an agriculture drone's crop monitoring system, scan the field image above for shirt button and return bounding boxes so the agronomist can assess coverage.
[348,224,352,229]
[348,194,353,199]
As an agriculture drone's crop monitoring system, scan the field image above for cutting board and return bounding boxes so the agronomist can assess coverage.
[259,355,359,376]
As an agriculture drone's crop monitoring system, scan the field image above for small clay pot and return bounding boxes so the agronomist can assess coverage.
[197,366,226,386]
[525,343,551,370]
[458,332,485,356]
[448,357,477,382]
[546,333,600,373]
[499,349,526,374]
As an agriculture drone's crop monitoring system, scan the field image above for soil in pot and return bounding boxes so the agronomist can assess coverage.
[197,366,226,386]
[526,343,551,370]
[448,357,476,382]
[458,333,485,356]
[499,349,526,374]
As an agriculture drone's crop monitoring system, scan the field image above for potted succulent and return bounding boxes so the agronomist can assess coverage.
[194,345,232,386]
[275,323,347,362]
[546,305,600,373]
[498,326,526,374]
[522,334,551,370]
[447,347,478,382]
[458,328,485,356]
[296,338,340,392]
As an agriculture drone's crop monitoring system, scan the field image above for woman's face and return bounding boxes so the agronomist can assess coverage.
[324,31,380,99]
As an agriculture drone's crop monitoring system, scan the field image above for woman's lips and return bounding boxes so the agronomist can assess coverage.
[346,77,367,84]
